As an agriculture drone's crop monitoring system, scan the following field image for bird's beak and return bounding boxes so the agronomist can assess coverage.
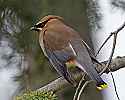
[30,26,37,31]
[30,26,35,30]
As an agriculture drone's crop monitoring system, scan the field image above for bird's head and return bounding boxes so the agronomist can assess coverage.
[30,15,63,32]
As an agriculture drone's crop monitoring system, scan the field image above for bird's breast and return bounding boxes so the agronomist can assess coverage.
[39,32,48,57]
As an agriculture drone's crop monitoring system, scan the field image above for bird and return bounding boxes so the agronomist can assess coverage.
[31,15,107,90]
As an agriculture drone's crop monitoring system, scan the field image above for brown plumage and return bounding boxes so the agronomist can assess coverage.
[31,15,107,89]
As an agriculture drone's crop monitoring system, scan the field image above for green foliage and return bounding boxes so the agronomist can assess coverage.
[15,90,57,100]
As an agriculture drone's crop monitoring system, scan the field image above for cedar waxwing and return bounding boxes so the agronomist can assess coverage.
[31,15,107,90]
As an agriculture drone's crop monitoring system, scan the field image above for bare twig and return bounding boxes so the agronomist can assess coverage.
[38,70,82,92]
[77,80,93,100]
[110,73,120,100]
[95,33,113,57]
[99,33,117,75]
[96,21,125,58]
[96,21,125,100]
[38,56,125,92]
[73,75,85,100]
[102,33,120,100]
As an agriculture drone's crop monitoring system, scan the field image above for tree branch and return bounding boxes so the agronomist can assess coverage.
[38,56,125,92]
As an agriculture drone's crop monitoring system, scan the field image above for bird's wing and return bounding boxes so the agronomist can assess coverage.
[44,47,77,86]
[70,39,106,86]
[81,40,102,65]
[43,31,77,86]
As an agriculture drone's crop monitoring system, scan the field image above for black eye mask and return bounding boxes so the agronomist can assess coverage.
[35,19,49,28]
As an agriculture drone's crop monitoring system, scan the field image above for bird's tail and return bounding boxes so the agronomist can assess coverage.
[96,80,108,90]
[75,61,108,90]
[70,40,108,90]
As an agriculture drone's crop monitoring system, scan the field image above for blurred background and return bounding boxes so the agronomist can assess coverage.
[0,0,125,100]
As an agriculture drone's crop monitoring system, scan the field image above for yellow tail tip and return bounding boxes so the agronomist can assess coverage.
[96,83,108,90]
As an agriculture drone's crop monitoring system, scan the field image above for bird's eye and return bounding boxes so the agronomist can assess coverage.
[35,20,48,28]
[35,23,44,28]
